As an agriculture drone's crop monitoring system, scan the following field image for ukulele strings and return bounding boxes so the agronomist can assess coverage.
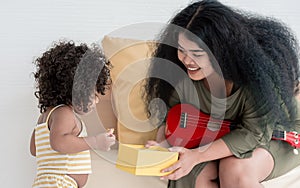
[177,115,232,130]
[183,114,230,123]
[180,118,231,125]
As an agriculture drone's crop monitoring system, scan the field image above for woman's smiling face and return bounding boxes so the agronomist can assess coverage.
[177,33,215,81]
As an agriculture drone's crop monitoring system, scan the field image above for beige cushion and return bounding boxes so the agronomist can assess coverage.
[101,36,157,144]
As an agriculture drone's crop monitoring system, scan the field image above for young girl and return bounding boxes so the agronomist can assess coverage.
[30,41,116,188]
[144,0,300,187]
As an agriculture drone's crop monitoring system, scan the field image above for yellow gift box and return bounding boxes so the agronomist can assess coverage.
[116,144,179,176]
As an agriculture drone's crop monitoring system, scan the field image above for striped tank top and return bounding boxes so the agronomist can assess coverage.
[34,105,92,176]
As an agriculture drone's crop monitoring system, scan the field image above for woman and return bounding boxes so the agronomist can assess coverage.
[144,0,300,187]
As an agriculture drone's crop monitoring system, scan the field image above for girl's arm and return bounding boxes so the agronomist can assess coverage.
[49,106,115,154]
[30,130,36,156]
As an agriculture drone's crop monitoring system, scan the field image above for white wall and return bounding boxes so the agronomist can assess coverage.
[0,0,299,187]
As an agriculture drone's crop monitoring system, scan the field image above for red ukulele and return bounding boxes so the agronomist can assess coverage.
[165,103,234,148]
[165,103,300,152]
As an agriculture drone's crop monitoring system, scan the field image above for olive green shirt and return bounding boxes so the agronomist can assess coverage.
[168,79,300,159]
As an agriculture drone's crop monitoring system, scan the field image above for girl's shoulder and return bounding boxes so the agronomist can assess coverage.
[48,105,73,120]
[46,105,77,129]
[48,105,83,136]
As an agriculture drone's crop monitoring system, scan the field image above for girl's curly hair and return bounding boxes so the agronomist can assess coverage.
[33,41,111,113]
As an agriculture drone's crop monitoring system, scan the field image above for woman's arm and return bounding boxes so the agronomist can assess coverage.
[162,96,273,180]
[161,138,232,180]
[194,139,233,162]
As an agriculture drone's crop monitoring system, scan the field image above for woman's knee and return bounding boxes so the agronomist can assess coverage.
[195,162,218,188]
[219,157,252,187]
[219,148,274,187]
[219,157,246,178]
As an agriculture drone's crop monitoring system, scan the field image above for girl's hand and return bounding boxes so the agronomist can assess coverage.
[161,147,199,180]
[145,140,160,148]
[145,140,171,148]
[94,129,116,151]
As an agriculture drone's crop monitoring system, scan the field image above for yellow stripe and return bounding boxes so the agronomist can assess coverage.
[69,151,90,156]
[37,167,91,171]
[38,162,90,167]
[36,136,49,142]
[35,126,48,132]
[34,184,57,188]
[36,131,49,138]
[64,175,77,188]
[33,180,57,185]
[37,151,90,161]
[67,181,77,187]
[37,152,65,158]
[33,174,77,188]
[36,141,50,148]
[38,163,68,167]
[37,157,68,164]
[37,147,54,153]
[37,167,68,171]
[36,144,89,154]
[68,168,92,172]
[68,156,91,160]
[37,153,90,158]
[67,162,91,167]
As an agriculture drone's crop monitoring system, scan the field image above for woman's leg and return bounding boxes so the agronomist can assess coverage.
[195,161,219,188]
[219,148,274,188]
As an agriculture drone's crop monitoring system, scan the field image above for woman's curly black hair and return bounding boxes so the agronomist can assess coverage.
[33,41,111,113]
[144,0,300,128]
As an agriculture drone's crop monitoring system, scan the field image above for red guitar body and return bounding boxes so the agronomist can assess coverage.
[165,103,233,149]
[166,103,300,151]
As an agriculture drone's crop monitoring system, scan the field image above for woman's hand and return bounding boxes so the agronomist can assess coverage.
[161,147,200,180]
